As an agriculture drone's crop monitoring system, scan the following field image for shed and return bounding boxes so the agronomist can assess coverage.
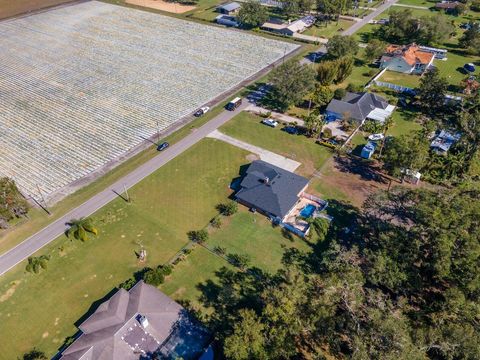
[216,2,241,14]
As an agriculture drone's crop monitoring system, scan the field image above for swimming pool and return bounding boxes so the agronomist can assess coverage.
[300,204,316,218]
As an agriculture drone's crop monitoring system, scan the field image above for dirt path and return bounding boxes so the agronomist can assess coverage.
[125,0,196,13]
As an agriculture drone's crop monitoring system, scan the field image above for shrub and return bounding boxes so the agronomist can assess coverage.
[210,216,222,228]
[143,267,165,286]
[322,127,333,139]
[346,83,363,93]
[228,253,251,270]
[214,246,227,255]
[183,248,193,255]
[119,277,136,290]
[187,229,209,243]
[217,201,238,216]
[160,264,173,276]
[334,88,346,100]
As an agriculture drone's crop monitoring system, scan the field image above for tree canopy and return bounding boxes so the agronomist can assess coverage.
[237,0,269,29]
[0,177,29,229]
[269,60,316,111]
[211,185,480,360]
[326,35,359,59]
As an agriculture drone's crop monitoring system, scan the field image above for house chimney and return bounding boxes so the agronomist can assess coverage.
[264,177,269,184]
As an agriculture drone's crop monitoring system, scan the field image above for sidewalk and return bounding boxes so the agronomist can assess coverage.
[207,130,301,172]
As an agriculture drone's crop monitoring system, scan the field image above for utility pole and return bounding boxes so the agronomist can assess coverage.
[123,184,130,203]
[36,184,50,215]
[156,121,160,143]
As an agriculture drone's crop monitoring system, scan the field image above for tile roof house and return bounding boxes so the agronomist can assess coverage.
[325,91,395,123]
[235,160,309,221]
[60,281,210,360]
[380,43,435,74]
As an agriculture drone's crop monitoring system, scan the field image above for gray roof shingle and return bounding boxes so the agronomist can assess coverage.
[326,92,389,121]
[235,160,308,218]
[60,281,209,360]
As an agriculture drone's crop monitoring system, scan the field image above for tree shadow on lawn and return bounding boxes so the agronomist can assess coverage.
[334,156,387,183]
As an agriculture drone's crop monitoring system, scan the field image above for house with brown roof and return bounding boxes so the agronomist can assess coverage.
[59,281,211,360]
[380,43,435,75]
[435,1,460,12]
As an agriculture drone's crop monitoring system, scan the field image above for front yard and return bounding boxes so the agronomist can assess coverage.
[378,70,422,88]
[304,19,355,38]
[219,111,333,177]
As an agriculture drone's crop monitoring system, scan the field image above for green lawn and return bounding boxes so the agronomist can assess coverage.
[207,210,311,273]
[434,51,480,90]
[0,139,252,358]
[219,111,333,177]
[304,19,355,38]
[388,108,422,137]
[395,0,434,7]
[378,70,422,88]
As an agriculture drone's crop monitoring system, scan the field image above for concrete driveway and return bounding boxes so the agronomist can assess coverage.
[207,130,301,172]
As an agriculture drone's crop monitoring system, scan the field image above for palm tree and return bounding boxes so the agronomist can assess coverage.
[378,115,394,158]
[66,217,98,242]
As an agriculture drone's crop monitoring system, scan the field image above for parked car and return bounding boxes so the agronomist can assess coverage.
[282,126,298,134]
[194,106,210,117]
[226,97,242,111]
[368,133,384,141]
[262,118,279,128]
[157,142,169,151]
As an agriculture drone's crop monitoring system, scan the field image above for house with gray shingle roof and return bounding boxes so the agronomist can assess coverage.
[235,160,309,221]
[216,2,241,14]
[325,91,395,123]
[59,281,211,360]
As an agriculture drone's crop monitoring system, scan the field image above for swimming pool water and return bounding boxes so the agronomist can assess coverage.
[300,204,316,218]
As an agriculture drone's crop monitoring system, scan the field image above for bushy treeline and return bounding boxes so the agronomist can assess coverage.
[0,177,29,229]
[200,185,480,359]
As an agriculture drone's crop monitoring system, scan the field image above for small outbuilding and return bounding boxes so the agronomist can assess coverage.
[361,141,377,159]
[216,2,241,15]
[430,130,461,155]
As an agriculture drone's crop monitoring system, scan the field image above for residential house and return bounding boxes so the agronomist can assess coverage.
[60,281,211,360]
[325,91,395,123]
[261,15,315,36]
[435,1,460,13]
[235,160,328,237]
[380,43,435,74]
[430,130,461,154]
[235,160,309,222]
[215,14,239,27]
[216,2,241,15]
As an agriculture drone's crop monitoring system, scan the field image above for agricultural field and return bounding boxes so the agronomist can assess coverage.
[0,0,298,202]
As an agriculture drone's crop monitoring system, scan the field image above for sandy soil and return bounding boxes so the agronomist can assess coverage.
[313,156,390,207]
[126,0,196,13]
[0,0,74,20]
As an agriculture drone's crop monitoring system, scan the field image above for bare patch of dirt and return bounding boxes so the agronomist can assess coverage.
[0,280,21,303]
[125,0,196,13]
[314,156,389,208]
[0,0,74,20]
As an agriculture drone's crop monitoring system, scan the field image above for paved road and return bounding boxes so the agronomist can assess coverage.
[207,130,301,172]
[302,0,398,64]
[0,102,250,276]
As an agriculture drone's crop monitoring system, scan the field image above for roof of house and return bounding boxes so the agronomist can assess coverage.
[383,43,435,66]
[326,92,390,122]
[235,160,309,219]
[60,281,209,360]
[435,1,459,9]
[430,130,461,153]
[217,2,241,12]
